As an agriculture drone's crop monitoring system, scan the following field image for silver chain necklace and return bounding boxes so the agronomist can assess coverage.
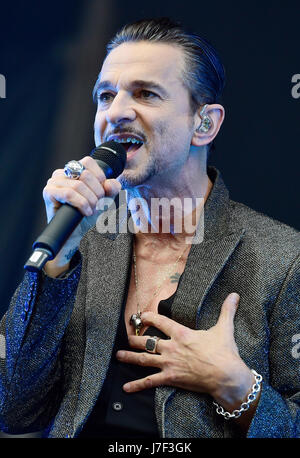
[130,240,189,335]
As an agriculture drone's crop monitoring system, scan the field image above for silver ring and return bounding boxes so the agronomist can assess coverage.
[64,160,85,180]
[145,336,160,354]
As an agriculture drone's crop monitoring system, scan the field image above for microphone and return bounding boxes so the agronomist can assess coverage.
[24,141,127,272]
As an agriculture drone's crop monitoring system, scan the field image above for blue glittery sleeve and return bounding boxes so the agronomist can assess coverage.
[0,253,82,434]
[247,255,300,438]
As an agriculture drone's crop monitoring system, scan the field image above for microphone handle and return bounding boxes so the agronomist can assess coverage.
[24,159,113,272]
[33,204,83,254]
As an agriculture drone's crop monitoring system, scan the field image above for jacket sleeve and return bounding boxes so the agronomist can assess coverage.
[0,253,82,434]
[247,254,300,438]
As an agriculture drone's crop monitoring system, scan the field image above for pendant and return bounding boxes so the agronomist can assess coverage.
[130,312,143,336]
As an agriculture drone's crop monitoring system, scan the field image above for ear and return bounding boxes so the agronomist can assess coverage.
[191,103,225,147]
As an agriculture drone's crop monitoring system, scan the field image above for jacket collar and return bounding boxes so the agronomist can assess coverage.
[203,166,231,240]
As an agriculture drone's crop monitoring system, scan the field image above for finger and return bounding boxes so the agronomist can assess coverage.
[46,178,100,212]
[102,179,122,197]
[79,168,105,200]
[52,168,107,201]
[44,182,94,217]
[80,156,106,183]
[216,292,240,331]
[123,372,165,393]
[128,335,166,354]
[141,311,187,338]
[52,169,66,178]
[53,156,106,183]
[116,350,162,369]
[52,159,106,185]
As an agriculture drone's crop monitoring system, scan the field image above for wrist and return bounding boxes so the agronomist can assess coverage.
[212,362,255,412]
[44,243,80,278]
[213,368,262,421]
[44,259,71,278]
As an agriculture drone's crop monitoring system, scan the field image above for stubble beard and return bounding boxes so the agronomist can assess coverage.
[118,152,161,190]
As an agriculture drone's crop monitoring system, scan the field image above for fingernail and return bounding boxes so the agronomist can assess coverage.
[123,383,131,392]
[229,293,240,304]
[116,351,125,358]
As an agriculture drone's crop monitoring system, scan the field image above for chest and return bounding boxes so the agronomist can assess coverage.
[124,256,187,336]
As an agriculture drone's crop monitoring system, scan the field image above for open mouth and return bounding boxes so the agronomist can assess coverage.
[108,135,144,155]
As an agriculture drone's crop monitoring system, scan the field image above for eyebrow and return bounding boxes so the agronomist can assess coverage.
[93,79,169,100]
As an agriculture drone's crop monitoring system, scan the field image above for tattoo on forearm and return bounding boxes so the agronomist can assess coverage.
[170,272,181,283]
[65,248,77,261]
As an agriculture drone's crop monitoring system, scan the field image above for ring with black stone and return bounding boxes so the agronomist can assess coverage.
[145,336,160,354]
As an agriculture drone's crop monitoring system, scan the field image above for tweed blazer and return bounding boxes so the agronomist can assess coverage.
[0,167,299,438]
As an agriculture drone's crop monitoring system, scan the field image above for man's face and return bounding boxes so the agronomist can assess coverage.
[94,41,196,189]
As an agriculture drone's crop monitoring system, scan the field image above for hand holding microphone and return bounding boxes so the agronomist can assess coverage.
[24,142,126,275]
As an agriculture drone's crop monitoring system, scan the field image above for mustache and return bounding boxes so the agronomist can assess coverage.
[105,126,147,143]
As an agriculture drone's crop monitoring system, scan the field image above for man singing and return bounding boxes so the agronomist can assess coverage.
[0,18,299,438]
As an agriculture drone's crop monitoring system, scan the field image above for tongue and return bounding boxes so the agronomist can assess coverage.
[125,142,143,153]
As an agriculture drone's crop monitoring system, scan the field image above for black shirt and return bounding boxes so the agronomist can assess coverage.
[79,292,174,438]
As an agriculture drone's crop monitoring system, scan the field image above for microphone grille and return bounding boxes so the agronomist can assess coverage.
[90,141,127,178]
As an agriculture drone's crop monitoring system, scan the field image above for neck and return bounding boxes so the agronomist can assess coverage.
[127,159,213,243]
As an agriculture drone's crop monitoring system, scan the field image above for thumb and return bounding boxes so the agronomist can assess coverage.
[216,292,240,332]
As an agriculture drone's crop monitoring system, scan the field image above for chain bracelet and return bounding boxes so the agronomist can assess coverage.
[213,369,262,420]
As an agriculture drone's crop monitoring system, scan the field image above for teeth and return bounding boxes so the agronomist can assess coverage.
[113,137,142,144]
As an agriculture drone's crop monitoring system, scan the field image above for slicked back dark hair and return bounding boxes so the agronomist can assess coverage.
[105,17,225,113]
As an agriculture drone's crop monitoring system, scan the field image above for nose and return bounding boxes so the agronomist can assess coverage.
[105,91,136,125]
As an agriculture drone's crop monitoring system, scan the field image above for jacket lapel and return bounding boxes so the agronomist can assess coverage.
[171,229,245,329]
[171,166,245,328]
[73,218,132,434]
[155,228,245,436]
[155,167,246,436]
